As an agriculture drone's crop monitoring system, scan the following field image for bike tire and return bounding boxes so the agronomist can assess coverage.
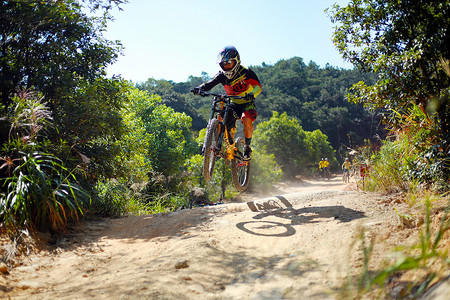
[231,137,251,192]
[203,119,220,181]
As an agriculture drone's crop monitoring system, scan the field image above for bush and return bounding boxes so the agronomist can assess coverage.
[249,150,283,192]
[364,104,449,194]
[254,111,336,177]
[1,92,89,233]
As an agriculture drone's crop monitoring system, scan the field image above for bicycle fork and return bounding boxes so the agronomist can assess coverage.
[217,110,237,160]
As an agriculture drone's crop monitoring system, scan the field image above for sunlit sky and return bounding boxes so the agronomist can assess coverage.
[102,0,351,83]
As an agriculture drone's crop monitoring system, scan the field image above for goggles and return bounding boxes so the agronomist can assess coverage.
[220,60,236,71]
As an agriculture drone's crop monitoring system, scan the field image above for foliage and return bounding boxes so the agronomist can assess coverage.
[328,0,450,187]
[251,59,382,151]
[119,87,197,178]
[305,129,337,170]
[136,78,207,131]
[91,180,130,218]
[0,0,123,110]
[0,0,129,185]
[0,93,89,233]
[1,150,89,232]
[53,77,130,180]
[328,0,450,110]
[249,150,283,192]
[364,104,449,194]
[0,0,131,232]
[92,87,199,215]
[254,111,336,177]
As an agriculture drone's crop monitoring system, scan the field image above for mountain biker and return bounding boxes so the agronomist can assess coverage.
[323,158,330,178]
[318,158,325,177]
[342,158,351,181]
[192,45,262,161]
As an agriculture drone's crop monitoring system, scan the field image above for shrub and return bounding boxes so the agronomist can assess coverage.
[1,92,89,233]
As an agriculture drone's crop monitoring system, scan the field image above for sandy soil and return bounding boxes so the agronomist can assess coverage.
[0,176,447,299]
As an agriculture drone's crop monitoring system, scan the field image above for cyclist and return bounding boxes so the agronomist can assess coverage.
[323,158,330,178]
[342,158,351,182]
[192,45,262,161]
[318,158,325,177]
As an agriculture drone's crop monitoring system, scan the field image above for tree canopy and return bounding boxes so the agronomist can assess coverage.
[0,0,123,110]
[328,0,449,187]
[327,0,449,139]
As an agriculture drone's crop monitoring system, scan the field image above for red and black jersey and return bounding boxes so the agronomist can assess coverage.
[200,66,262,104]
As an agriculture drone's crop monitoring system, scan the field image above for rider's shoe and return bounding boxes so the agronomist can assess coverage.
[243,145,252,161]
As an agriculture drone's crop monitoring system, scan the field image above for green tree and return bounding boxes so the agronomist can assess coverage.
[136,78,206,131]
[327,0,450,137]
[0,0,129,181]
[0,0,123,110]
[250,58,382,151]
[119,87,197,178]
[254,111,335,177]
[305,129,336,169]
[328,0,450,184]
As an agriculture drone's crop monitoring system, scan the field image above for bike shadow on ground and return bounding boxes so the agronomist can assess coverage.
[236,195,366,237]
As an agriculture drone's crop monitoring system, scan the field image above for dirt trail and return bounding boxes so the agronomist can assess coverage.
[0,177,419,299]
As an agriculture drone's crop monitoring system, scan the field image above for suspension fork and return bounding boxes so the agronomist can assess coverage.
[202,99,223,154]
[216,108,229,152]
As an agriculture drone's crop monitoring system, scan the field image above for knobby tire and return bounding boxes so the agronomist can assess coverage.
[231,137,250,192]
[203,119,220,181]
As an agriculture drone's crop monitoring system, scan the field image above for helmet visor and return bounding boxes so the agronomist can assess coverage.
[220,60,236,71]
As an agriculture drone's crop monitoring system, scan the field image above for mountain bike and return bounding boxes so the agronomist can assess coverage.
[322,167,331,180]
[191,90,251,192]
[342,168,350,183]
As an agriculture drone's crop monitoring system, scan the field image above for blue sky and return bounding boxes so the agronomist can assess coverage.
[102,0,351,83]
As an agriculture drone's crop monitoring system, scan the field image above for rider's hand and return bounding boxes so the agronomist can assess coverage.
[191,87,203,95]
[244,93,254,101]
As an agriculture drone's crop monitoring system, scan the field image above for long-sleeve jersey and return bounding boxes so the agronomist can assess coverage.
[199,66,262,104]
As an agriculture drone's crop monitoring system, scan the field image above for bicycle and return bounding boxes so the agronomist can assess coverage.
[323,167,331,180]
[191,90,251,192]
[342,168,350,183]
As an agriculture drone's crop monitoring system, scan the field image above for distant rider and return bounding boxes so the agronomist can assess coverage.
[323,158,330,177]
[318,158,325,177]
[192,45,262,161]
[342,158,351,180]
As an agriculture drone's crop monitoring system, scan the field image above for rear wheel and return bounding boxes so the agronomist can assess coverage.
[203,119,220,181]
[231,137,250,191]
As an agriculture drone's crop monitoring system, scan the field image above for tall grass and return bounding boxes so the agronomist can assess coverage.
[1,151,90,232]
[1,91,89,233]
[341,196,449,299]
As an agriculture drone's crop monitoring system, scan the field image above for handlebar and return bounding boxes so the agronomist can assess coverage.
[190,89,245,100]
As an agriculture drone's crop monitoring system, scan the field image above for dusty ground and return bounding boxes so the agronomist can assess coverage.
[0,176,448,299]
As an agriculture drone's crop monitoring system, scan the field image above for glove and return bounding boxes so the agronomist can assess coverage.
[244,93,255,101]
[191,87,203,95]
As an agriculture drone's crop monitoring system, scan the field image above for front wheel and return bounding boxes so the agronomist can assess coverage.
[231,137,251,192]
[203,119,220,181]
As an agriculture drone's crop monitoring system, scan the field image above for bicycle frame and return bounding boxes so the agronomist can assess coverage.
[203,93,244,161]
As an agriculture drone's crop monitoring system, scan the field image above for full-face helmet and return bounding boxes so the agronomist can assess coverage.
[217,45,240,79]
